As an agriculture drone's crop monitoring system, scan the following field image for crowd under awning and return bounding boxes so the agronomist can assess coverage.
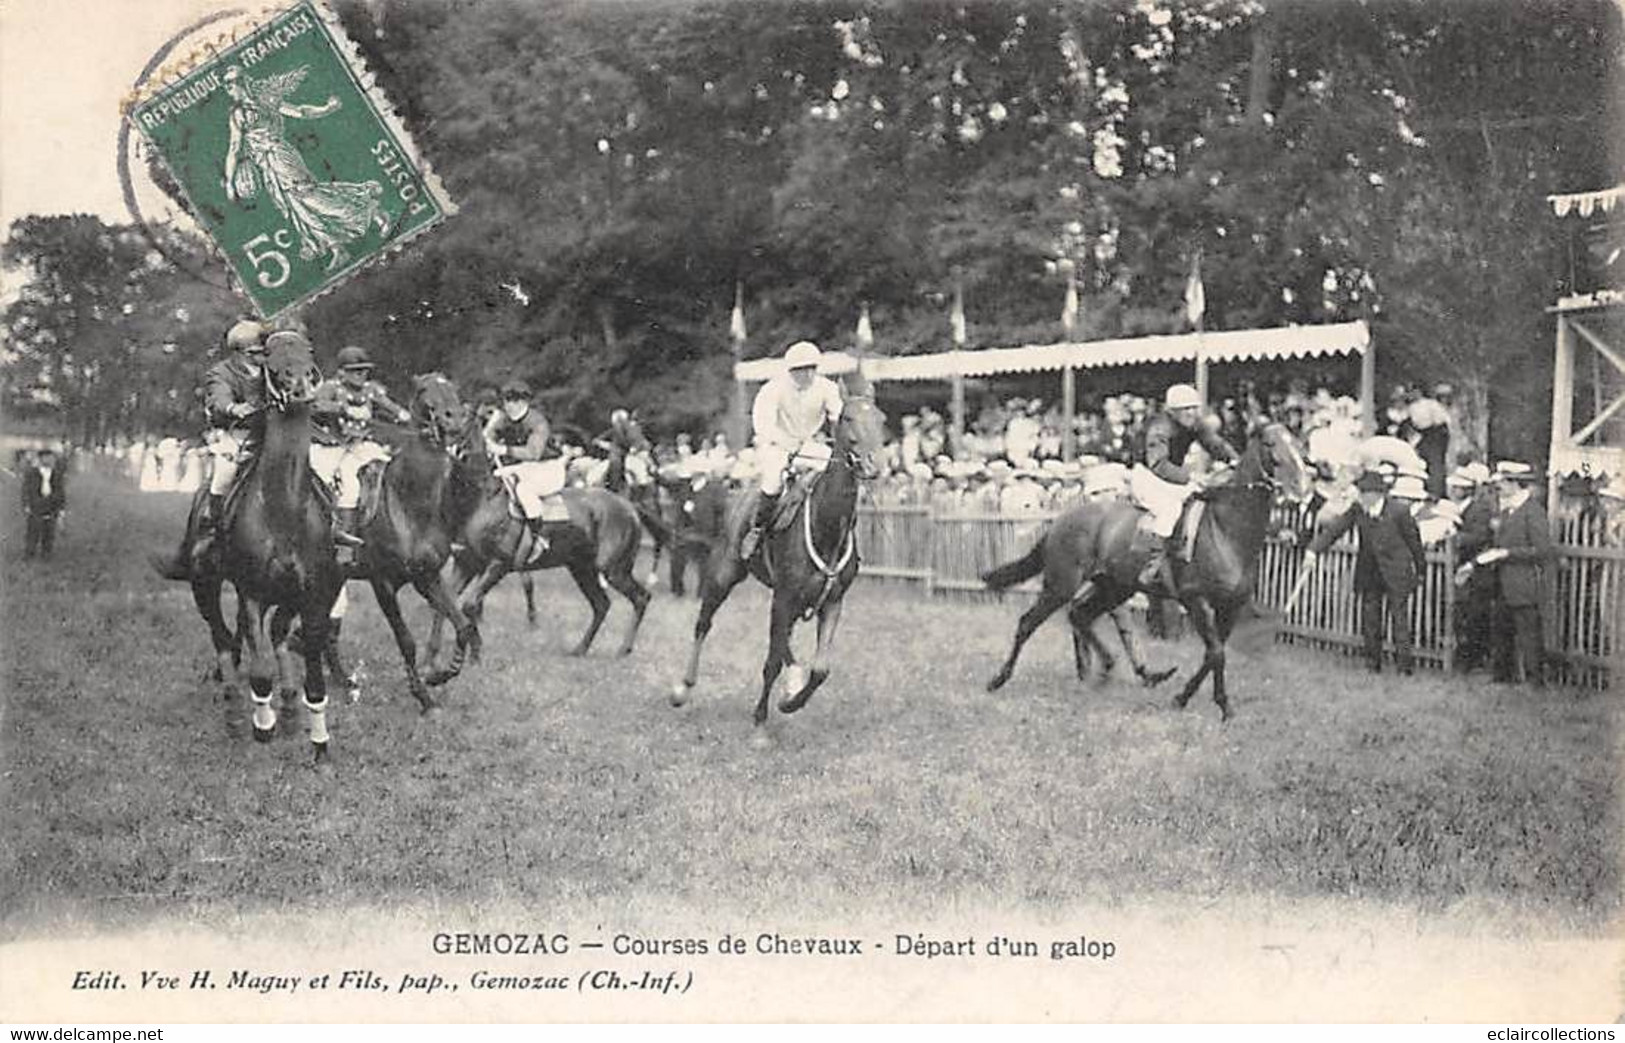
[734,321,1375,459]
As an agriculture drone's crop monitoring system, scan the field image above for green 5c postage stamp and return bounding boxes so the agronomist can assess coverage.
[126,1,455,318]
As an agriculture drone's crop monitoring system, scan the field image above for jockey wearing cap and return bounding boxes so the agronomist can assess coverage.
[485,379,565,545]
[310,344,411,545]
[186,319,268,551]
[1128,382,1239,590]
[592,408,652,493]
[739,340,844,559]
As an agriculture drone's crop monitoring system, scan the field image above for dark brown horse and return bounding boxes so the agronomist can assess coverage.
[352,373,485,708]
[156,333,346,760]
[984,422,1310,720]
[670,372,887,729]
[421,435,651,673]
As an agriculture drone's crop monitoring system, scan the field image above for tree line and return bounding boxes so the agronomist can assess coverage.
[4,0,1618,455]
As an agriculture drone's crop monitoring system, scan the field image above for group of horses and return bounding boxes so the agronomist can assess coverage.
[155,334,1313,764]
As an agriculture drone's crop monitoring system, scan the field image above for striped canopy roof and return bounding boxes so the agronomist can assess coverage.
[734,320,1369,383]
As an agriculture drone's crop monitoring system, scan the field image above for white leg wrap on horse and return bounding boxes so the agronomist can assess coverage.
[303,694,330,745]
[252,692,275,732]
[331,585,349,619]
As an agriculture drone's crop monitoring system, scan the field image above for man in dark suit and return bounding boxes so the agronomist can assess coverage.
[1301,469,1428,674]
[22,447,67,559]
[1450,462,1498,673]
[1474,461,1554,686]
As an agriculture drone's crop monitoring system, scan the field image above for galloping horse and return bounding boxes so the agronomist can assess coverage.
[352,373,485,708]
[420,432,651,674]
[670,371,887,728]
[984,422,1310,720]
[157,333,346,760]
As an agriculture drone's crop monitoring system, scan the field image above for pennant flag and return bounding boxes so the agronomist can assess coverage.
[856,301,874,351]
[1183,251,1205,329]
[730,282,747,344]
[1061,270,1079,336]
[951,281,967,347]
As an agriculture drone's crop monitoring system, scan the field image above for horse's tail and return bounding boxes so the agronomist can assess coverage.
[982,534,1047,592]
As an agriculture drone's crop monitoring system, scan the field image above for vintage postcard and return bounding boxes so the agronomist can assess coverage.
[1,0,1621,1028]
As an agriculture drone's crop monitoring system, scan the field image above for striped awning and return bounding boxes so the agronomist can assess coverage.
[734,321,1369,383]
[1548,185,1625,219]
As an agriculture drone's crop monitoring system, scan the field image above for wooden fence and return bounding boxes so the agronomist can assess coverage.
[854,504,1622,688]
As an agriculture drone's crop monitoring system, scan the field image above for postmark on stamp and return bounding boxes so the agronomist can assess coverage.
[125,1,455,319]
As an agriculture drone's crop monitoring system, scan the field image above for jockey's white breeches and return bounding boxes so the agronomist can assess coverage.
[496,459,568,519]
[206,429,249,496]
[1129,464,1195,539]
[309,441,390,509]
[755,440,831,496]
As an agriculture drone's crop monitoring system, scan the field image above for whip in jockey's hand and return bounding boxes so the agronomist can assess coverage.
[739,340,844,560]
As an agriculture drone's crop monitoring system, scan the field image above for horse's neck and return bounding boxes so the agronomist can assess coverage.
[1205,481,1275,561]
[809,451,857,547]
[260,403,313,527]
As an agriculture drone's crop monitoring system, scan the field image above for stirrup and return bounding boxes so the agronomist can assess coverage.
[334,530,364,548]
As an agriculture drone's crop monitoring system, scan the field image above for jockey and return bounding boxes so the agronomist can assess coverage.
[1128,382,1239,590]
[484,378,564,546]
[739,340,844,558]
[310,344,411,544]
[198,319,269,536]
[592,408,651,492]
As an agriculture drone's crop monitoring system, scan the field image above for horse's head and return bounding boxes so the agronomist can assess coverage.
[1248,421,1312,503]
[836,369,887,480]
[262,331,321,410]
[411,372,468,447]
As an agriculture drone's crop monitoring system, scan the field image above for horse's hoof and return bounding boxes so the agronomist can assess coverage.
[1171,695,1190,711]
[423,669,453,688]
[566,646,588,658]
[1144,667,1177,687]
[749,728,773,750]
[986,675,1008,693]
[668,681,691,708]
[311,742,331,770]
[253,724,275,744]
[419,701,442,720]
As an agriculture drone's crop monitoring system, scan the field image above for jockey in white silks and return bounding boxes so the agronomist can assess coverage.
[739,340,844,559]
[310,344,411,548]
[484,378,568,549]
[1127,383,1239,590]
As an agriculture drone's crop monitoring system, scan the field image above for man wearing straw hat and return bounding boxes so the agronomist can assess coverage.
[1301,469,1427,675]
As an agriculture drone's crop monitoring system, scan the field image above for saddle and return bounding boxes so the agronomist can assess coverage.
[503,486,573,523]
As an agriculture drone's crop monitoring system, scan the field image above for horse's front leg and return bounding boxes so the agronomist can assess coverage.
[522,573,538,628]
[238,596,277,742]
[779,588,845,715]
[754,591,798,728]
[411,564,481,690]
[1173,596,1226,719]
[269,605,304,736]
[670,556,743,707]
[300,588,337,764]
[425,559,503,685]
[370,574,435,713]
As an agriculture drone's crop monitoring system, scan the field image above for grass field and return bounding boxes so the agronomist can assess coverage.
[1,468,1618,940]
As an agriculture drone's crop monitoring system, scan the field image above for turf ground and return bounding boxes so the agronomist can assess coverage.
[2,467,1616,942]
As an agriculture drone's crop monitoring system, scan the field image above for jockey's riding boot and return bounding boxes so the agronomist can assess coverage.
[191,493,224,555]
[1135,537,1179,596]
[526,517,551,557]
[739,491,779,559]
[333,508,365,548]
[332,508,365,574]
